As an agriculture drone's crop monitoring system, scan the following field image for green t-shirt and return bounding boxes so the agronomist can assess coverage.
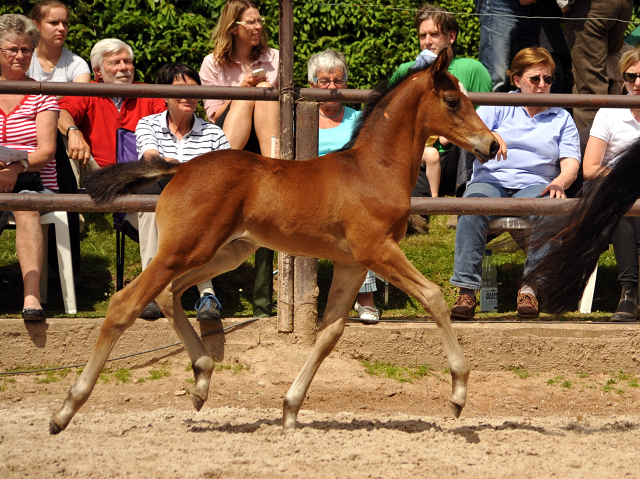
[389,56,492,153]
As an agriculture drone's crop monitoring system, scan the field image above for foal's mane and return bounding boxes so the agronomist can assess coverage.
[340,62,433,152]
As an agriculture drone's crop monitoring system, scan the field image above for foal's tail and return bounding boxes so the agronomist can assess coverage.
[523,138,640,312]
[84,156,178,205]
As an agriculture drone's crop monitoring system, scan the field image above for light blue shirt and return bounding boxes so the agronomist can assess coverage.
[318,107,361,156]
[470,92,580,189]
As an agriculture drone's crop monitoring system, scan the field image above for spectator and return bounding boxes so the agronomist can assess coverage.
[57,38,165,175]
[133,63,230,321]
[389,4,492,232]
[449,47,580,320]
[0,14,59,320]
[564,0,632,130]
[200,0,279,318]
[308,49,379,324]
[27,0,90,84]
[476,0,571,94]
[582,47,640,322]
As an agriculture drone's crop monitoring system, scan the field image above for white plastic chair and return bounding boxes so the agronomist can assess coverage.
[8,211,77,314]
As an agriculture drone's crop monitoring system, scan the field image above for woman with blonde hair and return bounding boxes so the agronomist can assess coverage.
[27,0,90,83]
[582,46,640,322]
[199,0,279,157]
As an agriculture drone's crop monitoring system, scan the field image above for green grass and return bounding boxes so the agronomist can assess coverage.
[361,360,436,383]
[137,364,171,383]
[213,362,250,374]
[0,214,623,318]
[506,365,531,379]
[546,375,565,386]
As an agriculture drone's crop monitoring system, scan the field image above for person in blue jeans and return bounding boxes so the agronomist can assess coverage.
[450,47,580,320]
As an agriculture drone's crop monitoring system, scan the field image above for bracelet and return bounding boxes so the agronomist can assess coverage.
[66,125,80,136]
[6,159,29,173]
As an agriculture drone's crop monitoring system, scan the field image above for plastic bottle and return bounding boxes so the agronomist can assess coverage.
[480,249,498,312]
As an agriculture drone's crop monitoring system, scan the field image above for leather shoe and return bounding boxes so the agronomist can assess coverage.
[139,301,163,321]
[611,283,639,322]
[451,294,476,320]
[517,291,539,318]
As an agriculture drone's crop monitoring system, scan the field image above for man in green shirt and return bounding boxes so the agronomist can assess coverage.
[390,4,492,233]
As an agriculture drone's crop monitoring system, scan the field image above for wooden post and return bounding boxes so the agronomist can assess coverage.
[277,0,295,333]
[293,101,320,345]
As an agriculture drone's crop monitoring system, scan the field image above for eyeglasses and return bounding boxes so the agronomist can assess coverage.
[313,77,347,88]
[235,18,265,27]
[623,72,640,83]
[0,47,34,58]
[524,74,556,85]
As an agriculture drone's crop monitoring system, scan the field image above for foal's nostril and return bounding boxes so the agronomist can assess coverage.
[489,140,500,157]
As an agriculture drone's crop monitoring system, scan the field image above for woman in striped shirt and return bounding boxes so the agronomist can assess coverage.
[133,62,230,322]
[0,14,60,321]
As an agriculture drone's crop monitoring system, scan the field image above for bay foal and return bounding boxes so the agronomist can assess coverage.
[50,48,499,434]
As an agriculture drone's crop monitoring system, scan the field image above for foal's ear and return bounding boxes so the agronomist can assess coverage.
[430,47,453,79]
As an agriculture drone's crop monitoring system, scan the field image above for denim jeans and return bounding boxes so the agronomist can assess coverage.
[450,182,550,290]
[475,0,536,92]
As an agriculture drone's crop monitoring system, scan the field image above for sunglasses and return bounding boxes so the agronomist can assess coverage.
[524,74,556,85]
[623,72,640,83]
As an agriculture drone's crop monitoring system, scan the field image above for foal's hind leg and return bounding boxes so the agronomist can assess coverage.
[364,241,470,417]
[282,262,367,430]
[49,262,182,434]
[155,239,259,411]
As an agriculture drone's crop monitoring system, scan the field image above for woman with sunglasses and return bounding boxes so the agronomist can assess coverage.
[581,47,640,322]
[200,0,278,157]
[0,14,59,320]
[450,46,580,320]
[307,49,379,324]
[27,0,90,83]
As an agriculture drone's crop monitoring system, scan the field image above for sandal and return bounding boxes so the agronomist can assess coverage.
[22,308,46,321]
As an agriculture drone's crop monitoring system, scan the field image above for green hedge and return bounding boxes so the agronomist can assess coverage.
[2,1,639,90]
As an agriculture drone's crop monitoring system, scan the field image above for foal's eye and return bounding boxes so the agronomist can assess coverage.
[445,98,460,109]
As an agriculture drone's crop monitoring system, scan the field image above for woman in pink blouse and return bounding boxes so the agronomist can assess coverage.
[0,14,59,320]
[200,0,279,157]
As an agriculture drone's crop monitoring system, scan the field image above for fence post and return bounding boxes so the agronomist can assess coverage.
[277,0,295,333]
[293,101,320,345]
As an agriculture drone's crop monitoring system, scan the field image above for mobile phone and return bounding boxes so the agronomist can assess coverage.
[252,68,266,80]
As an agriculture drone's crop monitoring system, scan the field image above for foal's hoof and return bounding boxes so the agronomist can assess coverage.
[448,400,464,419]
[49,417,64,435]
[191,392,206,412]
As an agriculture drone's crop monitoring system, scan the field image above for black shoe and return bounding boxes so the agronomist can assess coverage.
[195,294,222,322]
[611,283,639,322]
[22,308,46,321]
[139,301,163,321]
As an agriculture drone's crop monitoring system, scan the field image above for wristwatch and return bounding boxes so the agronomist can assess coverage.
[66,125,80,136]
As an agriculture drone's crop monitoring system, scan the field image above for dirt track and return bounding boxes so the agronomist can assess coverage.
[2,345,640,478]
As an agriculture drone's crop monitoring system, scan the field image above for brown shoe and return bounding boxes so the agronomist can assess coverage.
[407,214,430,235]
[451,294,477,320]
[517,291,539,318]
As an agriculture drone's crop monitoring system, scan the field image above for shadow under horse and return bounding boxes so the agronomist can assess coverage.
[49,48,499,434]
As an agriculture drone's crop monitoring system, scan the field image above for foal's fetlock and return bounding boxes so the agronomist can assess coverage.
[190,356,214,411]
[448,366,470,419]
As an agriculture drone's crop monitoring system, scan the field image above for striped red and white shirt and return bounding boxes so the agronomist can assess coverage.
[0,94,60,190]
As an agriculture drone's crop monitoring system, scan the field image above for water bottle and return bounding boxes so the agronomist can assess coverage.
[480,249,498,312]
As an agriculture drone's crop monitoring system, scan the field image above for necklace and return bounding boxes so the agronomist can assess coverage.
[319,104,344,119]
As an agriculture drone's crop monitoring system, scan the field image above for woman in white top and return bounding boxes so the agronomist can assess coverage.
[583,47,640,322]
[27,0,90,83]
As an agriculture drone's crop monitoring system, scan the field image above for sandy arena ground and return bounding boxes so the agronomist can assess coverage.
[1,344,640,478]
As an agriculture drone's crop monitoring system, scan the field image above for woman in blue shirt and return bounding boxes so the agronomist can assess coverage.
[450,47,581,320]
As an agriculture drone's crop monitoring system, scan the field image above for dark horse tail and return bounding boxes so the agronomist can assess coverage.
[523,138,640,312]
[84,156,178,205]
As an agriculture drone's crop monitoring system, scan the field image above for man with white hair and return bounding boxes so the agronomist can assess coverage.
[58,38,165,169]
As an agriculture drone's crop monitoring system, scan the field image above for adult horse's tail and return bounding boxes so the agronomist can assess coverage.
[524,138,640,312]
[84,156,178,205]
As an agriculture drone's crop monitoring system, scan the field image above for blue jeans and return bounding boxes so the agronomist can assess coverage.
[450,182,550,290]
[475,0,536,92]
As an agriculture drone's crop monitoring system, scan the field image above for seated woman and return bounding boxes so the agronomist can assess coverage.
[27,0,91,84]
[582,46,640,322]
[450,46,580,320]
[133,63,230,321]
[200,0,279,318]
[0,14,59,320]
[307,49,379,324]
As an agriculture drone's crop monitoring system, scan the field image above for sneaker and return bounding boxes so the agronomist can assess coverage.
[516,291,539,318]
[354,301,380,324]
[451,294,476,320]
[195,293,222,322]
[139,301,163,321]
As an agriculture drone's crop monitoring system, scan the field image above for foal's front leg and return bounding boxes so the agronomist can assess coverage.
[282,262,367,430]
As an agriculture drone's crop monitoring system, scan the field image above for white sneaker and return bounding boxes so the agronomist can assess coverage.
[354,301,380,324]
